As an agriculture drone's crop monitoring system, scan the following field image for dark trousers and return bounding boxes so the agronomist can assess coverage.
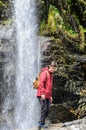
[38,98,50,125]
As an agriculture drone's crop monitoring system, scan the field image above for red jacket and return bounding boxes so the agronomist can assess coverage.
[37,67,53,99]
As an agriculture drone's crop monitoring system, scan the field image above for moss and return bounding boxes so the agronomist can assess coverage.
[0,1,4,6]
[39,5,63,35]
[0,0,11,21]
[47,5,63,34]
[0,0,7,7]
[2,18,13,25]
[39,2,79,36]
[57,26,78,40]
[39,20,46,35]
[78,0,86,5]
[79,26,85,51]
[58,71,68,79]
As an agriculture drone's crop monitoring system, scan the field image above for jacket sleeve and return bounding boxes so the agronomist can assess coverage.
[39,71,47,95]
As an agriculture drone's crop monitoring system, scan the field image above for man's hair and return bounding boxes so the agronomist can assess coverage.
[50,61,57,67]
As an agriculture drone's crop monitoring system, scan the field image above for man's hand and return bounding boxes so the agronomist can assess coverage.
[41,95,46,100]
[50,97,53,102]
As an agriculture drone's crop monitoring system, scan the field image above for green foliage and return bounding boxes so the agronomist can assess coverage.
[39,3,78,36]
[47,5,63,34]
[0,0,10,21]
[39,5,63,35]
[39,20,46,35]
[78,0,86,5]
[2,18,13,25]
[0,0,5,7]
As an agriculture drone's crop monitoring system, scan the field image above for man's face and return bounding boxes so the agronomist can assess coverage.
[49,66,57,73]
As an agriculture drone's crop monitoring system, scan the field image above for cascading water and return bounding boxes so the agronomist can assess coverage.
[1,0,40,129]
[14,0,40,129]
[1,0,40,130]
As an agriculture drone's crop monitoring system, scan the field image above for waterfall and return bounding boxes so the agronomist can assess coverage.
[1,0,40,129]
[14,0,40,129]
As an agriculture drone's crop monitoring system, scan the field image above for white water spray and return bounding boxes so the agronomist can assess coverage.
[14,0,40,129]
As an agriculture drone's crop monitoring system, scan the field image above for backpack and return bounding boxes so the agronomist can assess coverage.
[33,70,49,89]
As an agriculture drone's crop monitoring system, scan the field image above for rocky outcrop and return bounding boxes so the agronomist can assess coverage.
[0,0,12,21]
[38,0,86,52]
[37,1,86,121]
[39,36,86,123]
[30,117,86,130]
[48,117,86,130]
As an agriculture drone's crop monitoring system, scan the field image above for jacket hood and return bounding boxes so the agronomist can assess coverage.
[41,67,49,72]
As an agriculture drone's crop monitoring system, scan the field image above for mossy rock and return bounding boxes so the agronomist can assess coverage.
[0,0,11,20]
[48,104,77,123]
[47,5,63,33]
[79,26,86,52]
[39,5,63,35]
[0,0,6,7]
[2,18,13,25]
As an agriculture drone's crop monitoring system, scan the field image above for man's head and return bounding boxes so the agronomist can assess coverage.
[48,61,57,73]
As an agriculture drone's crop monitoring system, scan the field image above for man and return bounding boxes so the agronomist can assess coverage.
[37,61,57,130]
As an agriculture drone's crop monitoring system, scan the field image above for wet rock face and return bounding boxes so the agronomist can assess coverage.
[0,24,16,111]
[39,36,86,122]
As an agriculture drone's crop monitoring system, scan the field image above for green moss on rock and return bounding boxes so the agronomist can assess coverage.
[79,26,86,51]
[39,5,63,35]
[47,5,63,34]
[0,0,11,21]
[2,18,13,25]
